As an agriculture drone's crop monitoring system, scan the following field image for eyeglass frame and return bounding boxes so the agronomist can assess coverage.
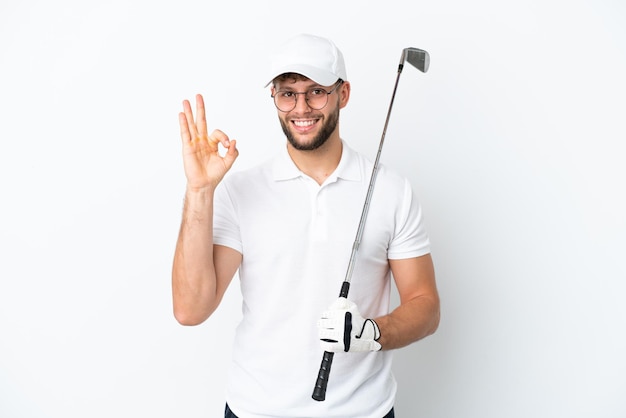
[271,79,344,112]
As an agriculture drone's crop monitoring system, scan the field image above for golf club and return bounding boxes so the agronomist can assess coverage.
[311,47,430,402]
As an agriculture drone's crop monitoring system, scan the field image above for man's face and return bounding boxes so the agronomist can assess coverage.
[273,78,342,151]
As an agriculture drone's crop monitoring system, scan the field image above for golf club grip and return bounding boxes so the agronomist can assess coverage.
[312,351,334,401]
[312,281,350,401]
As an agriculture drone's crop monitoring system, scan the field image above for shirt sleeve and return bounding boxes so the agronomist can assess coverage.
[387,177,431,259]
[213,180,243,254]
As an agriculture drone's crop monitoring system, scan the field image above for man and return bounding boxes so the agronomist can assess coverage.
[173,33,440,418]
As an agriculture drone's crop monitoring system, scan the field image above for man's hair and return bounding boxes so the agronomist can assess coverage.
[272,72,309,87]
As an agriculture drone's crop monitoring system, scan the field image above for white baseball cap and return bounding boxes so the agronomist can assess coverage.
[265,34,347,87]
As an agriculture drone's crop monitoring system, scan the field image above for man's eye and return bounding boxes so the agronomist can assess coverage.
[280,91,294,98]
[309,89,326,96]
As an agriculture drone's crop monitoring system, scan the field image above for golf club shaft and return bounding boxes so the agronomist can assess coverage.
[311,60,406,403]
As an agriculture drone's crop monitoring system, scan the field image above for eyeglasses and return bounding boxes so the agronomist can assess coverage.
[271,80,343,112]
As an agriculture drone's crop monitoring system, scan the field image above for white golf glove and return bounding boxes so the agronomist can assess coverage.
[317,297,382,352]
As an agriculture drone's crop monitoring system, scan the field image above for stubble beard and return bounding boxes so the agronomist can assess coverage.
[279,105,340,151]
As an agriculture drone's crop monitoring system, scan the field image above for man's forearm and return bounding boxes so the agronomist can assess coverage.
[172,187,218,325]
[375,295,440,350]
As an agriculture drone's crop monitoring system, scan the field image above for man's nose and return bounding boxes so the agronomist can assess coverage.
[293,93,312,112]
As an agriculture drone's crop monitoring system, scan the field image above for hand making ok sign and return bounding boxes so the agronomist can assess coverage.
[178,94,239,191]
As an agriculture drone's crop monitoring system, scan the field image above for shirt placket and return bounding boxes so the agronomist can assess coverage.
[302,177,330,243]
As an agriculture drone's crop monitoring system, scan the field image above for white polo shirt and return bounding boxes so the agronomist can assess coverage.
[213,141,430,418]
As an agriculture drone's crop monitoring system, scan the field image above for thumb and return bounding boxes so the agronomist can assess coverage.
[223,139,239,168]
[331,297,352,310]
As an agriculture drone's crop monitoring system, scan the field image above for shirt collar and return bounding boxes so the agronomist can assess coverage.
[272,140,362,182]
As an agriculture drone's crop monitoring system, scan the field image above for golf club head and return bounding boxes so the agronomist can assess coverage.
[400,47,430,73]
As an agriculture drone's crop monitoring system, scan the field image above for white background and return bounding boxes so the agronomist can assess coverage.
[1,0,625,417]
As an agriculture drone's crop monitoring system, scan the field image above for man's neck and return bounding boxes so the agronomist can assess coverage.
[287,135,343,185]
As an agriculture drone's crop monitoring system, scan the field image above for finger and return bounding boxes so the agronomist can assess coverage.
[178,112,191,144]
[182,99,198,138]
[208,129,231,147]
[318,316,343,329]
[195,94,208,138]
[318,329,341,342]
[319,340,342,353]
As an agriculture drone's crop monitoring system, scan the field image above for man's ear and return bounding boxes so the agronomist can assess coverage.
[339,81,351,109]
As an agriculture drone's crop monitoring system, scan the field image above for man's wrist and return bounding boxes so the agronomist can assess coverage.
[185,183,216,195]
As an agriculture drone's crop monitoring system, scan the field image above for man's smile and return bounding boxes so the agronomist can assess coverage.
[291,118,319,133]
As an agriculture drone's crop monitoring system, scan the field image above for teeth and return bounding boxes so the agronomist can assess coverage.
[293,120,315,127]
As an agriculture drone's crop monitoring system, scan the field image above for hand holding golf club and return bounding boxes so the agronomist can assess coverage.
[318,297,382,352]
[178,94,239,191]
[312,47,430,402]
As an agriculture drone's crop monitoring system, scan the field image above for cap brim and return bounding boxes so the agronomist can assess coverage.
[264,64,340,87]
